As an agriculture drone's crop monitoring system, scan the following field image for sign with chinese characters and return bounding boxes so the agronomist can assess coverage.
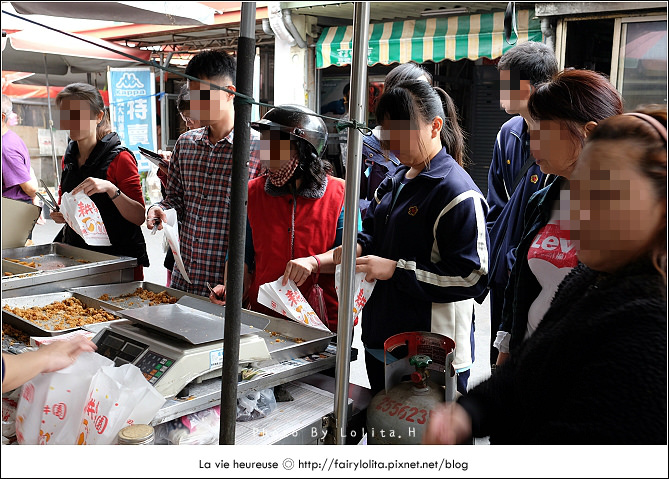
[107,67,157,172]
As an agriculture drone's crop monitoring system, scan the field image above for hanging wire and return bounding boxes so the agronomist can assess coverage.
[1,8,371,136]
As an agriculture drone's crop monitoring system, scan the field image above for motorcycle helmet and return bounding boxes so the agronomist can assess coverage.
[251,104,328,158]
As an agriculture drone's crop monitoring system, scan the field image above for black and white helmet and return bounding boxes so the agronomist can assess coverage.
[251,104,328,158]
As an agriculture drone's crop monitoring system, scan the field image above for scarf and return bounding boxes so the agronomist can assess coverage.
[267,155,300,187]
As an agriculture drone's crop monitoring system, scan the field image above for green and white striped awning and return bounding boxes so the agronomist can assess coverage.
[316,9,543,68]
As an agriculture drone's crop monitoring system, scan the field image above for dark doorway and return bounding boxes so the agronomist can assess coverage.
[564,18,615,76]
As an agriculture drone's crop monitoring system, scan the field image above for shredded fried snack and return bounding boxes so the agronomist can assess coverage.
[114,287,178,305]
[4,258,37,267]
[2,323,31,344]
[3,297,117,331]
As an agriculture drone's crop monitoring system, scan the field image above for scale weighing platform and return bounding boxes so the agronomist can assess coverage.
[90,296,335,399]
[91,297,271,398]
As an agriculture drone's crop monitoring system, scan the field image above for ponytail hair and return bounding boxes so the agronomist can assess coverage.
[96,107,112,141]
[376,79,467,167]
[56,82,112,141]
[434,86,467,167]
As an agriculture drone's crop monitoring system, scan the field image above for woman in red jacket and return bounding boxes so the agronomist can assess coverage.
[210,105,346,332]
[51,83,149,279]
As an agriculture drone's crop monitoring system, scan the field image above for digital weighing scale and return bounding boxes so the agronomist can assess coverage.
[91,297,272,398]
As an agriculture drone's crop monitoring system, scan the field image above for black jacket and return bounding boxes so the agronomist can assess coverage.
[58,133,149,266]
[459,260,667,444]
[499,176,563,352]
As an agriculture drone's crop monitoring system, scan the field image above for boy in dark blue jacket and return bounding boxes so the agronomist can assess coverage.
[486,42,557,365]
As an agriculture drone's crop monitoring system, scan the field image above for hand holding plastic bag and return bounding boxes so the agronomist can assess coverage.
[16,351,113,445]
[15,352,164,445]
[258,276,329,331]
[60,191,111,246]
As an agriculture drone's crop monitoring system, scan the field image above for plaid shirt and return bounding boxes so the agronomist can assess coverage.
[158,126,262,296]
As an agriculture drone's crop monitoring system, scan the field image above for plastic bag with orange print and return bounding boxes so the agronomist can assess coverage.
[60,191,112,246]
[76,363,164,445]
[15,352,164,445]
[15,352,112,445]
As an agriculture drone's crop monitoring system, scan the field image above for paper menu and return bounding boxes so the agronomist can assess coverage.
[257,277,330,331]
[162,208,192,284]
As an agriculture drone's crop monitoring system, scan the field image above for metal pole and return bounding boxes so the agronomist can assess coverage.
[333,1,370,445]
[159,53,173,151]
[43,54,60,188]
[219,1,256,445]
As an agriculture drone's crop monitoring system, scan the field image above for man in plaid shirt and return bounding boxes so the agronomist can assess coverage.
[146,50,262,297]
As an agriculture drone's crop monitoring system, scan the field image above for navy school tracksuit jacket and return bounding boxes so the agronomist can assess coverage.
[358,147,489,371]
[486,116,552,290]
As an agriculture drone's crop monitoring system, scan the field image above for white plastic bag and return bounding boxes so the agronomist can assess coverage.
[16,351,113,445]
[162,208,191,284]
[335,264,376,325]
[236,389,276,422]
[77,363,165,445]
[258,276,329,331]
[60,191,111,246]
[2,389,20,441]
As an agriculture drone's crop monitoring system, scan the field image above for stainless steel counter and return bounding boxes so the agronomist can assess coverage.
[2,243,136,297]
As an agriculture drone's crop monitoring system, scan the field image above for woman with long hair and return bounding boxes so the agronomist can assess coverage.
[335,80,488,395]
[52,83,149,279]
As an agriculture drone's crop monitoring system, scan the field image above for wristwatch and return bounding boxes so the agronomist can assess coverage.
[110,188,122,200]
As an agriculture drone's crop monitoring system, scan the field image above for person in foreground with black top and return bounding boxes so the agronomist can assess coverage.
[423,105,667,445]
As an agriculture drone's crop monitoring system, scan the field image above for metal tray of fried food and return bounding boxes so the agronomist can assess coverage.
[2,291,126,337]
[2,243,119,271]
[2,259,40,277]
[1,323,32,354]
[69,281,204,310]
[175,297,335,362]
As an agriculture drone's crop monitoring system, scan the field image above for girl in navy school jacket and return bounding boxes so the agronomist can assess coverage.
[335,80,489,395]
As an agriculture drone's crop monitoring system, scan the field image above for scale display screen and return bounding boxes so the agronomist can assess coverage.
[94,329,175,385]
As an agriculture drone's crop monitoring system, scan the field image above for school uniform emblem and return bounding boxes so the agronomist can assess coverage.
[408,206,418,216]
[530,174,539,184]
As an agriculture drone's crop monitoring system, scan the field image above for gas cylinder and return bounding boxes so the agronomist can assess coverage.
[366,332,456,445]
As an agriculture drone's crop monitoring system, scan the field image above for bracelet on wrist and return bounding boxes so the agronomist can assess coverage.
[312,255,321,274]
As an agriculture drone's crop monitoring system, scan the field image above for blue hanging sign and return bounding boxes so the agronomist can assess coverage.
[107,67,157,173]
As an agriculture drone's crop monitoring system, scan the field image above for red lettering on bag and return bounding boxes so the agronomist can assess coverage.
[77,202,94,217]
[355,289,367,310]
[52,403,67,420]
[84,396,99,418]
[22,384,34,403]
[94,415,109,434]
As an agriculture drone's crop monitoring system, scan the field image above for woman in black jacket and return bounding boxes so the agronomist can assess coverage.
[423,106,667,445]
[51,83,149,279]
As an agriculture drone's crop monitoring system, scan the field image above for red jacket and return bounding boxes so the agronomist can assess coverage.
[247,175,345,331]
